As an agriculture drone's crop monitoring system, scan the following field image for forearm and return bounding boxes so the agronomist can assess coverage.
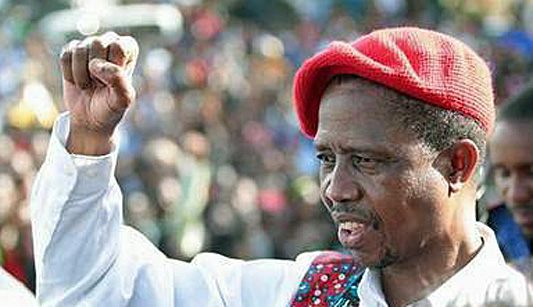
[31,113,122,304]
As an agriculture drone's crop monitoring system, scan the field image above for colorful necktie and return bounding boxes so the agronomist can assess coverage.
[290,251,364,306]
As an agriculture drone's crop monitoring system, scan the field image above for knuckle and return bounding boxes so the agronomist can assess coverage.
[109,40,119,48]
[91,38,105,49]
[67,40,80,52]
[89,39,106,59]
[109,40,123,50]
[61,43,70,54]
[74,43,87,55]
[60,48,72,61]
[110,42,127,58]
[100,32,120,49]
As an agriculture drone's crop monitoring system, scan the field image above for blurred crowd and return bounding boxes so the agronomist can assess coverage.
[1,0,533,292]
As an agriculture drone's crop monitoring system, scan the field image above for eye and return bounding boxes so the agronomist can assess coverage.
[352,155,377,168]
[316,153,335,167]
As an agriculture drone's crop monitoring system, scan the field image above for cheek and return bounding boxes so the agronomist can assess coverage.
[367,181,412,250]
[372,171,444,244]
[370,175,415,223]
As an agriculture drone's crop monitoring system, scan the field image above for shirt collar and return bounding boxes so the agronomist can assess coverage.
[357,222,506,306]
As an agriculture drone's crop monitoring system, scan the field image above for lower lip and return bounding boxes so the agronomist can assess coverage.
[338,223,368,249]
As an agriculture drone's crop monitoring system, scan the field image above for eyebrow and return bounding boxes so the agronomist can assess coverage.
[313,141,391,157]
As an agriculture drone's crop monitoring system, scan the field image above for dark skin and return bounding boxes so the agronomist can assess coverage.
[60,32,138,155]
[490,120,533,239]
[315,79,483,306]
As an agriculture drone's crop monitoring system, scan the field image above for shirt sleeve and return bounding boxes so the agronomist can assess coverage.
[30,112,315,307]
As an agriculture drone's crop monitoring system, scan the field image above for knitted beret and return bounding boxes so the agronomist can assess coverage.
[293,27,495,137]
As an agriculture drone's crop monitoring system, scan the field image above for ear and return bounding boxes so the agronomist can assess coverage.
[436,139,480,194]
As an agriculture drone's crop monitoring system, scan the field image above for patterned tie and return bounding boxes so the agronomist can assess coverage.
[290,251,364,307]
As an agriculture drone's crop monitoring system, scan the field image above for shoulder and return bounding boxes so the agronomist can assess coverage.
[446,259,532,306]
[485,265,533,304]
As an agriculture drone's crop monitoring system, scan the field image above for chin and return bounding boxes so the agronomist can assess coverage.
[350,249,398,269]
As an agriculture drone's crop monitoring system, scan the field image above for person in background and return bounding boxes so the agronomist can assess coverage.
[31,28,531,306]
[487,83,533,278]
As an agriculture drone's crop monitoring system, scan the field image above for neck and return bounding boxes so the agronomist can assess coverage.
[380,222,482,307]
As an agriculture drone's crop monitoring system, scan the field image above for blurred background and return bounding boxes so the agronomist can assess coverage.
[0,0,532,293]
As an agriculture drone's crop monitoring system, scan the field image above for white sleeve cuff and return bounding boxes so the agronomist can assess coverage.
[51,112,119,195]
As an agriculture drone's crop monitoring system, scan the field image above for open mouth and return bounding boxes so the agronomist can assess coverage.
[337,220,369,249]
[331,210,375,249]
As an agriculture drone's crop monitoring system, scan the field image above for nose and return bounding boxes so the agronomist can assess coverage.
[324,163,362,204]
[506,174,532,206]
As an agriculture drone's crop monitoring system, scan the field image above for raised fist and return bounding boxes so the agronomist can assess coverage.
[60,32,139,155]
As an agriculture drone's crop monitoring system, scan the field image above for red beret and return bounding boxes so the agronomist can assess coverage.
[293,27,495,138]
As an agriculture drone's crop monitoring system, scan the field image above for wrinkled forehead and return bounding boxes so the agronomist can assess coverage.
[316,79,418,145]
[319,77,413,126]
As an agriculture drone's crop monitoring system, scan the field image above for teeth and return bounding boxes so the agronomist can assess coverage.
[339,221,365,231]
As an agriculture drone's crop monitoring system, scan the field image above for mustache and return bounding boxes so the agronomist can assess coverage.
[329,202,372,216]
[329,203,378,227]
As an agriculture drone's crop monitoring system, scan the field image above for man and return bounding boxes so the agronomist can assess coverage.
[31,28,531,306]
[488,83,533,277]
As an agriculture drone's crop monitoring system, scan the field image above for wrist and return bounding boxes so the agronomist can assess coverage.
[66,125,114,155]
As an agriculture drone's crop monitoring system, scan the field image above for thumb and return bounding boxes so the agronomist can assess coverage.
[89,58,135,105]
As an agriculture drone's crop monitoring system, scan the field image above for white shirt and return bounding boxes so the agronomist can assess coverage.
[358,224,533,306]
[31,113,532,307]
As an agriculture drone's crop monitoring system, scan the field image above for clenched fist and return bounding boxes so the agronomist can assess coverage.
[61,32,139,155]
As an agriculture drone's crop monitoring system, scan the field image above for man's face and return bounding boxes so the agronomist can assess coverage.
[489,120,533,238]
[314,79,450,268]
